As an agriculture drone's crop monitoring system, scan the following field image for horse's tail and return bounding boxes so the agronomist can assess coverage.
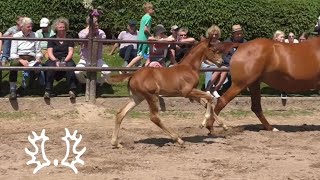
[106,73,134,84]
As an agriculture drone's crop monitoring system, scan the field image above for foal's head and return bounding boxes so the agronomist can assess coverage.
[198,36,224,66]
[209,42,240,64]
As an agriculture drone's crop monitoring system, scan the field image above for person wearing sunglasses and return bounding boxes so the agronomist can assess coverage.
[284,32,299,43]
[174,27,195,62]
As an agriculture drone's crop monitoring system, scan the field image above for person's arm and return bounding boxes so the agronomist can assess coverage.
[180,37,196,43]
[65,47,74,61]
[109,31,123,55]
[10,35,19,59]
[109,43,119,55]
[47,48,57,61]
[65,41,74,61]
[35,33,42,62]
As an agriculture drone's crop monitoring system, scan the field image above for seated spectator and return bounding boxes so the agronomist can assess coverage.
[273,30,285,42]
[175,27,196,62]
[167,25,179,65]
[9,17,43,100]
[2,16,24,66]
[201,25,221,96]
[36,17,56,60]
[0,32,2,58]
[145,24,174,67]
[273,30,287,100]
[109,20,138,66]
[76,17,111,85]
[209,24,247,98]
[298,32,309,42]
[285,32,299,43]
[44,18,77,99]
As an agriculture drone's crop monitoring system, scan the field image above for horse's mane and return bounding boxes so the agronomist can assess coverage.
[177,39,209,64]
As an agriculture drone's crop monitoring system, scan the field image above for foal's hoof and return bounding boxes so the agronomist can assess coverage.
[222,125,229,131]
[177,138,185,146]
[272,128,279,132]
[111,143,123,149]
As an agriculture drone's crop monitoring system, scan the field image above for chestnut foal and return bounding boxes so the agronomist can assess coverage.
[108,37,226,148]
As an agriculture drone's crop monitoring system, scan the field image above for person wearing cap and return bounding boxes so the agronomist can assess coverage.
[109,19,139,66]
[146,24,174,67]
[36,17,55,60]
[167,25,179,65]
[220,24,247,92]
[76,17,111,87]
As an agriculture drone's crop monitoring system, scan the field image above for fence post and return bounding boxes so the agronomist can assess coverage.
[85,14,94,102]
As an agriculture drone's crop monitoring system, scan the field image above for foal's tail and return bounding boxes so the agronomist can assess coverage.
[105,73,134,84]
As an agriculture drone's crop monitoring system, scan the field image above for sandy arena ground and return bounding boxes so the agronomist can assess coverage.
[0,96,319,180]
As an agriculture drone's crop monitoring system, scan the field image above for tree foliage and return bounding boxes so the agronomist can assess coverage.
[1,0,320,40]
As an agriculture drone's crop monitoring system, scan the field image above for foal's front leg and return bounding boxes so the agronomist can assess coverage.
[186,89,214,127]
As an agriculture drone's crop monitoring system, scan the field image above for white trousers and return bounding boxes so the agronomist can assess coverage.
[75,59,111,84]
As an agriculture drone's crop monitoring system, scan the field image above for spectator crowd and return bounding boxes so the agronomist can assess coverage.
[0,2,319,100]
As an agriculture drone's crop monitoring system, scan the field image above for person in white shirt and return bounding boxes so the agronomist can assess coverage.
[9,17,42,100]
[284,32,299,43]
[109,20,139,66]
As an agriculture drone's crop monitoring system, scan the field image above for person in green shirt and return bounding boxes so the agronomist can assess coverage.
[126,2,154,67]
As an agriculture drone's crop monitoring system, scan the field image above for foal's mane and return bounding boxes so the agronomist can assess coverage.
[177,38,209,64]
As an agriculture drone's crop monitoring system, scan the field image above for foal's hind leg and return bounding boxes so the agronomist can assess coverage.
[111,94,144,148]
[145,94,184,145]
[248,82,278,131]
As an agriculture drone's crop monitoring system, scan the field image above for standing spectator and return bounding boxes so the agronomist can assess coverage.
[314,16,320,35]
[44,18,77,99]
[109,20,139,66]
[9,17,43,100]
[35,17,56,60]
[1,16,24,66]
[76,17,111,85]
[285,32,299,43]
[126,2,155,68]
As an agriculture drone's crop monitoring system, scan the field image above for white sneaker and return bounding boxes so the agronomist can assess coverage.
[213,91,221,98]
[281,93,287,100]
[206,91,213,98]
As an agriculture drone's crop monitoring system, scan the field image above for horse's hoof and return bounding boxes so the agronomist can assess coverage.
[222,125,229,131]
[111,143,123,149]
[177,138,184,145]
[272,128,279,132]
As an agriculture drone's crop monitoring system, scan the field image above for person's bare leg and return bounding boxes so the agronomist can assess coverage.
[126,55,142,67]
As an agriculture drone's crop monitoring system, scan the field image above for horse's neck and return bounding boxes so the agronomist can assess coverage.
[179,44,205,71]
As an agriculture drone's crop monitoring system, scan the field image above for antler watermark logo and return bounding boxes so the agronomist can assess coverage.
[25,128,86,174]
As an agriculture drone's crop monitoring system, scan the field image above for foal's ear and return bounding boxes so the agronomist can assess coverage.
[200,35,207,42]
[211,42,240,54]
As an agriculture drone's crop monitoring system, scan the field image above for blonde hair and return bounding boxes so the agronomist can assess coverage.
[51,17,69,32]
[273,30,284,40]
[143,2,153,11]
[178,27,189,34]
[21,17,33,27]
[206,25,221,38]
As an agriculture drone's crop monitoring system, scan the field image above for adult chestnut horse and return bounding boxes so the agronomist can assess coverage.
[107,37,225,148]
[205,37,320,132]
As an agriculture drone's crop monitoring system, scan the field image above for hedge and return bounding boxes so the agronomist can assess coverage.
[1,0,320,40]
